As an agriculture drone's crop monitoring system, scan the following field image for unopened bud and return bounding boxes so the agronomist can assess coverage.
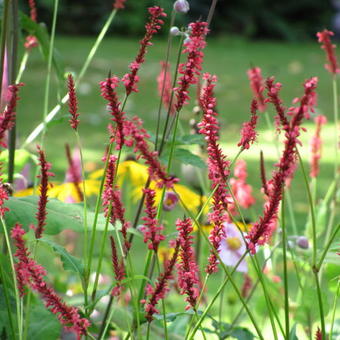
[297,236,309,249]
[173,0,190,13]
[170,26,180,36]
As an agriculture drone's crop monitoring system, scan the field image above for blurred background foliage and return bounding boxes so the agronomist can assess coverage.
[20,0,334,41]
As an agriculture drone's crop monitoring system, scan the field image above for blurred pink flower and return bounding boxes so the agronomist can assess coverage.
[219,223,248,273]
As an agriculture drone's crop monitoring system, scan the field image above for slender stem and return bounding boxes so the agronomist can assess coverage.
[329,278,340,340]
[332,76,339,178]
[281,192,290,337]
[40,0,59,147]
[218,273,226,337]
[0,0,9,102]
[207,0,218,26]
[15,52,29,83]
[0,217,21,340]
[22,9,118,147]
[97,295,114,339]
[313,270,326,338]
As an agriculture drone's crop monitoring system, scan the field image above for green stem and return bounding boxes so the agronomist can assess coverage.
[329,278,340,340]
[332,76,339,178]
[281,192,290,338]
[15,52,29,83]
[0,0,9,101]
[0,217,21,340]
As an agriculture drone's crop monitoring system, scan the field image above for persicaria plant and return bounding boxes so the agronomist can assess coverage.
[0,1,338,340]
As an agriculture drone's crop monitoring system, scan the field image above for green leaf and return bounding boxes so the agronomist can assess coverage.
[289,324,299,340]
[39,238,84,276]
[161,148,206,169]
[110,307,133,331]
[27,302,61,340]
[176,134,205,145]
[20,13,64,82]
[3,196,85,234]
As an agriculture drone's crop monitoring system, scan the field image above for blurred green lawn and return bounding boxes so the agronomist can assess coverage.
[17,35,337,228]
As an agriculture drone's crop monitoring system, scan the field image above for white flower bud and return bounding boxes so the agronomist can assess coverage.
[173,0,190,13]
[170,26,180,36]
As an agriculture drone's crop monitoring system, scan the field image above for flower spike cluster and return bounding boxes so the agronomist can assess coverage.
[122,6,166,95]
[0,83,24,148]
[246,77,318,253]
[144,240,180,322]
[102,155,131,252]
[238,99,259,150]
[113,0,126,10]
[65,144,83,201]
[34,146,55,239]
[0,181,9,217]
[25,0,38,50]
[176,218,200,310]
[12,224,90,338]
[100,76,127,150]
[197,74,230,273]
[140,188,165,251]
[110,236,125,297]
[157,61,174,114]
[317,29,340,74]
[310,115,327,178]
[174,21,209,112]
[247,67,267,112]
[67,74,80,130]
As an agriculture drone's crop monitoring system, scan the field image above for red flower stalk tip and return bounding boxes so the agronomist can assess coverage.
[122,6,167,95]
[113,0,126,10]
[317,29,340,75]
[231,159,256,209]
[247,67,267,112]
[310,115,327,178]
[144,239,180,322]
[241,274,252,298]
[176,218,200,309]
[102,155,131,252]
[100,76,127,150]
[67,74,80,130]
[157,61,175,114]
[28,0,38,22]
[315,327,322,340]
[25,1,38,50]
[246,78,318,254]
[238,99,258,150]
[11,224,90,338]
[174,21,209,112]
[125,117,178,188]
[110,236,125,297]
[141,188,165,251]
[34,146,55,239]
[260,150,269,197]
[0,182,9,217]
[0,83,24,148]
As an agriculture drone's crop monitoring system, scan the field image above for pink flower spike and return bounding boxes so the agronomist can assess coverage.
[113,0,126,10]
[141,188,165,251]
[110,236,125,297]
[67,74,80,130]
[247,67,266,112]
[28,0,38,22]
[65,144,83,202]
[174,22,209,112]
[309,114,327,178]
[0,83,24,148]
[157,61,174,114]
[0,179,9,217]
[122,6,167,95]
[34,146,55,239]
[11,224,90,338]
[317,29,340,74]
[176,218,200,309]
[238,99,258,150]
[144,240,180,322]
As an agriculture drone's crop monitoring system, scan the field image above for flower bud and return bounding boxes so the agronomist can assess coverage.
[173,0,190,13]
[170,26,180,36]
[297,236,309,249]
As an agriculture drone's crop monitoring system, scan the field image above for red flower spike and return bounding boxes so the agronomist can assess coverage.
[11,224,90,338]
[113,0,126,10]
[315,327,322,340]
[110,236,125,297]
[174,22,209,112]
[247,67,267,112]
[238,99,258,150]
[157,61,175,114]
[140,188,165,251]
[25,0,38,50]
[122,6,166,95]
[144,240,180,322]
[65,144,83,201]
[246,78,318,253]
[0,83,24,148]
[317,29,340,75]
[34,146,55,239]
[67,74,80,130]
[102,155,131,253]
[100,76,127,150]
[28,0,37,22]
[176,218,200,309]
